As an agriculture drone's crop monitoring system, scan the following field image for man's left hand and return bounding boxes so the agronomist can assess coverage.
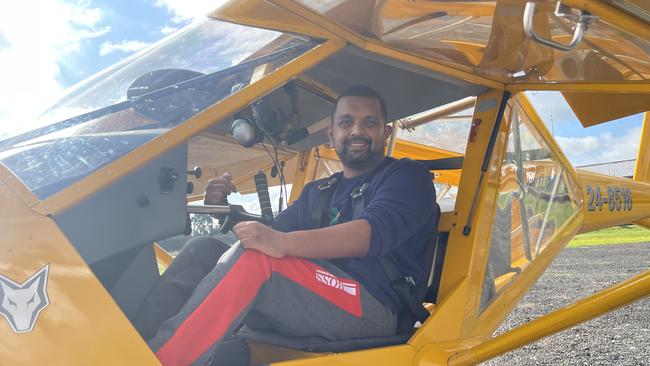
[233,221,287,258]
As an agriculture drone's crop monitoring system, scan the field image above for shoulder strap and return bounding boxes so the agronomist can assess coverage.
[350,182,371,220]
[310,176,339,229]
[350,159,391,219]
[315,160,386,227]
[378,256,430,330]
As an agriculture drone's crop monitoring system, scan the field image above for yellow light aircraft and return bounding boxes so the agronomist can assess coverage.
[0,0,649,365]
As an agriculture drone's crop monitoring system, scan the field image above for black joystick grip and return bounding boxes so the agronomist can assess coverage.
[254,171,274,225]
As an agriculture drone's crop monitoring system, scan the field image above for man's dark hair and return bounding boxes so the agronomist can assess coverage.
[330,85,388,124]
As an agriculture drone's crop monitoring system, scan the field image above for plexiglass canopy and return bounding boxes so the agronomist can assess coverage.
[0,19,316,199]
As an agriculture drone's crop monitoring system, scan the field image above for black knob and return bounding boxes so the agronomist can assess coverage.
[159,167,179,194]
[137,195,150,208]
[188,166,202,179]
[187,181,194,194]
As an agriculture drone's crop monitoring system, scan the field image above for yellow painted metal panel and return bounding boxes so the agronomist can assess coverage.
[209,0,337,40]
[390,140,463,186]
[632,217,650,230]
[410,90,510,348]
[633,113,650,229]
[633,112,650,183]
[578,169,650,233]
[154,242,173,269]
[390,139,461,160]
[561,92,650,127]
[269,0,368,46]
[0,163,38,208]
[0,178,159,365]
[439,211,459,233]
[508,83,650,127]
[507,83,650,93]
[270,344,416,366]
[288,150,314,204]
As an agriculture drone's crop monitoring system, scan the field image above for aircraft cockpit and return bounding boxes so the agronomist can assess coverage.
[1,1,647,364]
[0,15,480,347]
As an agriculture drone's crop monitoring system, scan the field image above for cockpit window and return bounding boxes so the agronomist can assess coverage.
[396,107,474,154]
[0,19,317,199]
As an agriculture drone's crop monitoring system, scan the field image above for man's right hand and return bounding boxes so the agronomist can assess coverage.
[204,172,238,205]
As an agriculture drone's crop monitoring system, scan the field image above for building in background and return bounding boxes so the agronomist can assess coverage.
[577,159,636,178]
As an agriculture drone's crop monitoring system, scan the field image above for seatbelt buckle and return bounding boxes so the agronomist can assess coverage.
[350,182,370,199]
[318,177,338,191]
[404,276,416,287]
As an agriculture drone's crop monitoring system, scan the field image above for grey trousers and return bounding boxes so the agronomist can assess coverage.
[137,237,397,366]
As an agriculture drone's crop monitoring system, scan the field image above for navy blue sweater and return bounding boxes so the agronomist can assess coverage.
[272,157,437,314]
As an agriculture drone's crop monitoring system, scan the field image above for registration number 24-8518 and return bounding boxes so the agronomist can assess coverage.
[586,185,632,212]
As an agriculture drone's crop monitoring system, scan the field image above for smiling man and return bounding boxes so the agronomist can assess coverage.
[139,85,438,366]
[330,92,388,175]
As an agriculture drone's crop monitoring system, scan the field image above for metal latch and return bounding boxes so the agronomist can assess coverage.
[523,1,599,51]
[158,167,179,194]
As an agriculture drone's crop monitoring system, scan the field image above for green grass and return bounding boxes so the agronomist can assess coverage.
[567,225,650,247]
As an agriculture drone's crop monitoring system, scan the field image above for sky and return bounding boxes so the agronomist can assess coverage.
[0,0,223,137]
[0,0,645,168]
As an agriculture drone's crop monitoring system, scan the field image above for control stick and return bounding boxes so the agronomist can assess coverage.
[254,171,274,225]
[186,171,275,233]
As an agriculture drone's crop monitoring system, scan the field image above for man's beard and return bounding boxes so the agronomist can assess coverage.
[336,136,383,170]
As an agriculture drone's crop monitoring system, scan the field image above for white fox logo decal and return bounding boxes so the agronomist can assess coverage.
[0,265,50,333]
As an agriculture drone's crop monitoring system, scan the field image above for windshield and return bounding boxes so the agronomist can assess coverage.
[0,19,317,199]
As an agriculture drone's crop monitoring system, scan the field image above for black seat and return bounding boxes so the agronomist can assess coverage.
[238,327,411,353]
[239,205,446,353]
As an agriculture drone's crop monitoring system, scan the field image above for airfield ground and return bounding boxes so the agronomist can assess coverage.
[483,242,650,365]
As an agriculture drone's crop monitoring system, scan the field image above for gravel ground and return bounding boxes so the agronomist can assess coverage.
[483,242,650,366]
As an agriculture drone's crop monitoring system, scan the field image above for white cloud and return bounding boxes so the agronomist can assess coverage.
[230,185,293,214]
[556,126,642,165]
[0,0,109,138]
[159,26,179,35]
[524,91,642,165]
[99,40,149,56]
[154,0,228,23]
